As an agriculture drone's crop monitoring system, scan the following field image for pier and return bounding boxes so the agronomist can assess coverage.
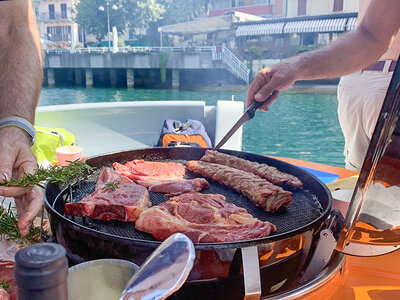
[43,46,250,89]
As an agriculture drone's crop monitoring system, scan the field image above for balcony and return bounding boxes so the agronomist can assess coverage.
[41,11,72,22]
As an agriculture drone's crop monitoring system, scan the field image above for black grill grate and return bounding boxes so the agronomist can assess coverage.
[55,163,323,242]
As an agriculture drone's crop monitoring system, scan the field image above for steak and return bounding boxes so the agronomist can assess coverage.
[136,178,210,196]
[135,192,276,243]
[186,160,292,212]
[64,167,150,222]
[201,150,303,189]
[113,160,186,182]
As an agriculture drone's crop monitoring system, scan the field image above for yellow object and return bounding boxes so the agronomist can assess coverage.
[31,126,77,163]
[326,175,359,192]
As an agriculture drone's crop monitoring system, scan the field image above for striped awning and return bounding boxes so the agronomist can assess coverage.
[346,17,357,31]
[284,18,347,33]
[236,23,285,37]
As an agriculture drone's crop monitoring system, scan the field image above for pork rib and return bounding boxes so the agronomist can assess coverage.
[136,178,210,196]
[201,150,303,189]
[186,161,292,212]
[135,192,276,243]
[64,167,150,222]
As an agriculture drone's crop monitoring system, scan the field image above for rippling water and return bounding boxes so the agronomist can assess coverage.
[39,87,344,168]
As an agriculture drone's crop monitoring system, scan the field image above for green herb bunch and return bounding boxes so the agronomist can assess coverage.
[0,160,94,188]
[0,204,40,246]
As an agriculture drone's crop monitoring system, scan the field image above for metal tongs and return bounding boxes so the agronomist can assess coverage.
[214,92,277,150]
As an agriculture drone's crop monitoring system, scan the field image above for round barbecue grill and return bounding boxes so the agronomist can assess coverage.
[45,147,332,299]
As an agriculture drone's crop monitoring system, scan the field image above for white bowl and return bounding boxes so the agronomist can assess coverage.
[68,259,138,300]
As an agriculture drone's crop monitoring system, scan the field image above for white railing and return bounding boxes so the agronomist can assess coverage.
[44,46,216,54]
[220,47,250,84]
[44,45,249,84]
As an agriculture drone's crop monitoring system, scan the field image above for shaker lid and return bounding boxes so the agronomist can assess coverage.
[15,243,66,268]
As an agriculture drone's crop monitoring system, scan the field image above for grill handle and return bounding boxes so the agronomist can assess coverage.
[242,246,261,300]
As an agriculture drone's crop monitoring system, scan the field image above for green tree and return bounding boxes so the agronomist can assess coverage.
[72,0,126,41]
[157,0,210,25]
[73,0,166,41]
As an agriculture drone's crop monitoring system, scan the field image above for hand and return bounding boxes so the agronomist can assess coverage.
[0,127,43,236]
[246,61,299,111]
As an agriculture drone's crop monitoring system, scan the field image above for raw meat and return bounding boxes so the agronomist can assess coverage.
[136,178,209,196]
[64,168,150,222]
[201,150,303,189]
[113,160,186,182]
[186,160,292,212]
[0,260,15,300]
[135,192,276,243]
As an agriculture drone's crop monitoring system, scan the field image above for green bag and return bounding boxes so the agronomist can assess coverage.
[32,126,77,163]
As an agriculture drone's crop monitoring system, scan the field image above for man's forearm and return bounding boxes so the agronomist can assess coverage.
[0,0,43,123]
[290,25,392,82]
[288,0,400,82]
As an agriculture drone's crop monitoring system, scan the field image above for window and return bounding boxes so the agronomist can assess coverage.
[297,0,307,16]
[34,7,39,19]
[302,33,315,45]
[78,28,85,43]
[211,0,231,9]
[333,0,343,12]
[47,26,71,41]
[48,4,55,20]
[61,3,67,19]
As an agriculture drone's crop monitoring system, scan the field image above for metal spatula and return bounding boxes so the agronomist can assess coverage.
[119,233,195,300]
[214,92,277,150]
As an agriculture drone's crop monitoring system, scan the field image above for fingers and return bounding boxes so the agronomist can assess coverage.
[246,70,270,108]
[16,186,44,236]
[257,91,280,112]
[0,128,37,198]
[0,186,32,197]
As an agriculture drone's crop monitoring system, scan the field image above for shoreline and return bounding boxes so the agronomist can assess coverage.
[191,83,338,94]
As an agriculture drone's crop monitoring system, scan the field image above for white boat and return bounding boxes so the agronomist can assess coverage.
[36,100,245,158]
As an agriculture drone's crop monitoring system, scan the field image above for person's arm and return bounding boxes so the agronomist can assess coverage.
[247,0,400,109]
[0,0,43,236]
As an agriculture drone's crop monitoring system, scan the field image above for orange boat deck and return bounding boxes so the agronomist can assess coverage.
[272,156,400,300]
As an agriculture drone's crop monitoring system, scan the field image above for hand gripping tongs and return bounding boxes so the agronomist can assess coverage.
[214,92,277,150]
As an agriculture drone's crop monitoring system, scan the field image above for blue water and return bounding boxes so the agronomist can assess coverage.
[38,87,345,168]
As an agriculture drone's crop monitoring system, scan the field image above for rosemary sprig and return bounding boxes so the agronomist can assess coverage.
[0,204,40,246]
[104,181,120,191]
[0,160,94,188]
[0,278,11,291]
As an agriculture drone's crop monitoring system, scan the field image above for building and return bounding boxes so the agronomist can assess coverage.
[234,0,358,60]
[33,0,80,49]
[286,0,358,17]
[210,0,285,18]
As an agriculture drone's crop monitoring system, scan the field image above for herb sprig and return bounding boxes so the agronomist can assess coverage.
[0,160,94,188]
[0,278,11,291]
[104,181,120,191]
[0,204,40,246]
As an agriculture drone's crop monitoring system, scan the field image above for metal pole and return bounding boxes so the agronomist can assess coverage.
[107,1,111,51]
[160,30,162,48]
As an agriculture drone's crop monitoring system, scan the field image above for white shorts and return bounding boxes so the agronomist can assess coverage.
[337,70,393,171]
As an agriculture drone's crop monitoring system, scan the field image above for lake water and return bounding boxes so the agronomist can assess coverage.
[38,87,345,168]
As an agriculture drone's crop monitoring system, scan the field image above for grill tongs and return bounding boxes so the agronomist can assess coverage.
[214,92,277,150]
